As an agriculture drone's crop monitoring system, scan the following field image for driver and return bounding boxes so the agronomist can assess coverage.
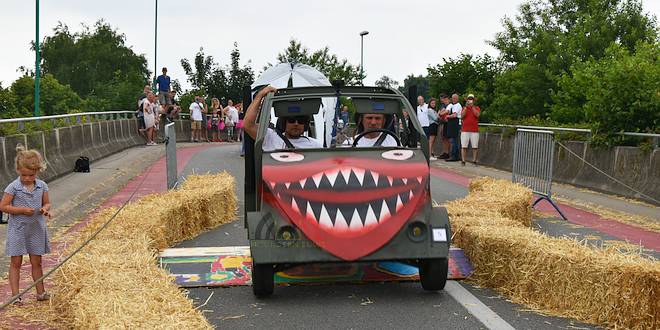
[354,113,398,147]
[245,86,322,151]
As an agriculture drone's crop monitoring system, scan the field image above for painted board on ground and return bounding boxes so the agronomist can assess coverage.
[159,246,473,288]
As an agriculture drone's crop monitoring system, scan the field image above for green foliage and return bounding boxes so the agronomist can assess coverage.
[9,74,84,117]
[490,63,554,120]
[427,54,499,120]
[39,20,149,111]
[552,42,660,144]
[374,76,399,89]
[0,83,19,118]
[268,39,363,85]
[180,43,254,106]
[487,0,658,120]
[398,75,430,100]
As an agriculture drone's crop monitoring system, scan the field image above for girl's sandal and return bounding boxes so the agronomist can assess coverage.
[36,292,51,301]
[11,297,23,306]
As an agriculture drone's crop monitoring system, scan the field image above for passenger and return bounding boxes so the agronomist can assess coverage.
[244,86,322,151]
[354,113,398,147]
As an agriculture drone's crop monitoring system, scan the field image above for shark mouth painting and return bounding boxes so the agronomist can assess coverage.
[262,152,429,261]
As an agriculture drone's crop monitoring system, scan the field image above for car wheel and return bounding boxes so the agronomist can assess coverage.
[418,258,448,291]
[252,263,275,298]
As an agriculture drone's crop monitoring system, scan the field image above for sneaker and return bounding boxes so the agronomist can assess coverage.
[11,297,22,305]
[445,158,459,162]
[36,292,50,301]
[461,160,466,166]
[439,153,449,159]
[429,156,438,161]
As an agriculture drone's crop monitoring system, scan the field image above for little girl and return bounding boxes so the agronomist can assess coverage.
[0,145,52,305]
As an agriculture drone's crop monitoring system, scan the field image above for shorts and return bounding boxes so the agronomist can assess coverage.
[137,117,146,130]
[460,132,479,148]
[158,92,171,105]
[422,126,430,137]
[191,120,202,130]
[428,123,439,136]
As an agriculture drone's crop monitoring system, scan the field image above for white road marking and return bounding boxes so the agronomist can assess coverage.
[445,281,515,330]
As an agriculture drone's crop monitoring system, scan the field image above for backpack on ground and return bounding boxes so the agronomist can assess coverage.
[74,156,90,173]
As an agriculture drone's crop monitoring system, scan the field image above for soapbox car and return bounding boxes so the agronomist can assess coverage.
[243,86,451,297]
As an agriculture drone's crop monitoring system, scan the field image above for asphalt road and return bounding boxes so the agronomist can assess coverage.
[176,145,596,330]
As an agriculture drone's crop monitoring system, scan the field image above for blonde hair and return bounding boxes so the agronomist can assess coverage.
[211,98,220,109]
[15,144,47,172]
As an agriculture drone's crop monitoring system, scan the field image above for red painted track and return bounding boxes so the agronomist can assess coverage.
[430,167,660,251]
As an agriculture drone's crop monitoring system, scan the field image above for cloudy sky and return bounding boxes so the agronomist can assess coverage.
[1,0,658,90]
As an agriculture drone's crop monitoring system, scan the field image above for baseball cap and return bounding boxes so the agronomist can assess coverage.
[467,94,475,99]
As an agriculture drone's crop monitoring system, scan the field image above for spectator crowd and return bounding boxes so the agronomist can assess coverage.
[135,67,245,146]
[415,93,481,165]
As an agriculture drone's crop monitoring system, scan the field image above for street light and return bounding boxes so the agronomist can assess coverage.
[34,0,40,117]
[359,30,369,86]
[153,0,158,92]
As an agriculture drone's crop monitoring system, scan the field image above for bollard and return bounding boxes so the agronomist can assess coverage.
[165,122,177,189]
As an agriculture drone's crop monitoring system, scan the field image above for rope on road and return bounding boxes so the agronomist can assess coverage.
[0,168,153,310]
[555,141,659,204]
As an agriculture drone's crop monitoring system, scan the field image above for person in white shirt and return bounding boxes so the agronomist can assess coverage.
[354,113,398,147]
[444,94,463,161]
[189,96,205,142]
[416,96,430,137]
[142,92,158,145]
[224,100,239,142]
[244,86,322,151]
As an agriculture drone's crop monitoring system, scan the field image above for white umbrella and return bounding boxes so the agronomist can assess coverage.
[251,62,338,146]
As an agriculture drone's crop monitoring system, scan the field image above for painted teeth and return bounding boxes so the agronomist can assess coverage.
[272,168,425,190]
[286,189,415,230]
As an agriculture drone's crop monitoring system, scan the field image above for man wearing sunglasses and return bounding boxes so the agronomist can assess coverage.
[245,86,322,151]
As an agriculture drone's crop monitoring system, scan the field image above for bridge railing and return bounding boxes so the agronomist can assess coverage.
[479,123,660,147]
[0,111,136,135]
[1,112,658,147]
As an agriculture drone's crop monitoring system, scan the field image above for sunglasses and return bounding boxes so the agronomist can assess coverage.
[286,117,308,124]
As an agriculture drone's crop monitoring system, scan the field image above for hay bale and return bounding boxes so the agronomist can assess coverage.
[460,225,660,329]
[447,176,533,227]
[448,177,660,329]
[20,172,237,329]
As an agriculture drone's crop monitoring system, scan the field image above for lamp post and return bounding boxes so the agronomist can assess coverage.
[153,0,158,92]
[359,30,369,86]
[34,0,40,117]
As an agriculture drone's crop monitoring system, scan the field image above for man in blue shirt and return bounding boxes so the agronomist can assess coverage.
[156,67,171,106]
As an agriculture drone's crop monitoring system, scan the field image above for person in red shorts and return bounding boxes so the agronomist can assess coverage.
[460,94,481,165]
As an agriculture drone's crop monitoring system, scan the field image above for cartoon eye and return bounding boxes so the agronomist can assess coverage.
[270,152,304,162]
[381,149,414,161]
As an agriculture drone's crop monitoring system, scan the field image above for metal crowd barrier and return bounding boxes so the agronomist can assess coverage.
[512,129,567,220]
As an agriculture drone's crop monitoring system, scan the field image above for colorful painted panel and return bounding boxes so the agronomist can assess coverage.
[160,246,473,288]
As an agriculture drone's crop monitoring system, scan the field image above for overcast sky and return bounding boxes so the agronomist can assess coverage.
[1,0,658,91]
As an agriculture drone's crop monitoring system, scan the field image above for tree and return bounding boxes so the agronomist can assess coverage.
[488,0,657,119]
[268,39,363,85]
[427,54,499,110]
[39,20,149,111]
[226,42,254,103]
[375,76,399,89]
[0,83,19,118]
[552,42,660,141]
[180,44,253,106]
[398,75,430,100]
[10,74,84,117]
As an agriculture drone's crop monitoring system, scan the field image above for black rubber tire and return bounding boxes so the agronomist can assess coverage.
[418,258,448,291]
[252,263,275,298]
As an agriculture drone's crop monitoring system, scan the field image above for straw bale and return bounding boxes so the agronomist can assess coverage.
[15,172,237,329]
[447,177,660,329]
[447,176,533,227]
